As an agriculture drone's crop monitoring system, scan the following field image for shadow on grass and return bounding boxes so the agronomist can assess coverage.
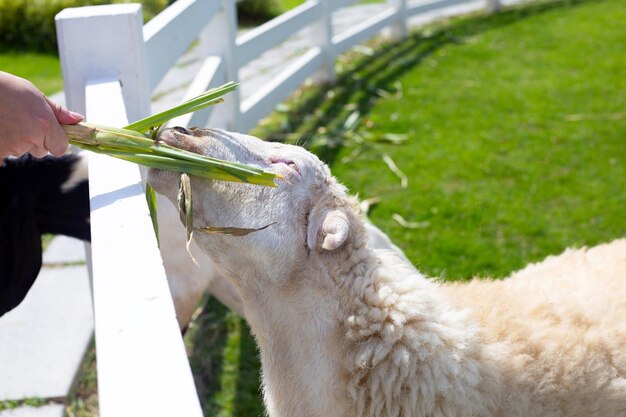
[255,0,595,166]
[186,296,264,417]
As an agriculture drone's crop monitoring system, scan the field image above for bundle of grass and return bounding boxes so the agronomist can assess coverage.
[63,82,277,187]
[63,82,279,242]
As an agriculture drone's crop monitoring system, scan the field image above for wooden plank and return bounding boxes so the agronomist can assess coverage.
[331,0,360,11]
[407,0,470,17]
[144,0,221,93]
[389,0,408,40]
[332,7,397,56]
[309,0,335,83]
[237,1,320,66]
[55,4,151,123]
[168,56,224,128]
[240,47,322,132]
[85,80,203,417]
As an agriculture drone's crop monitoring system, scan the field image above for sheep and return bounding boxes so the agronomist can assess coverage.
[148,126,626,417]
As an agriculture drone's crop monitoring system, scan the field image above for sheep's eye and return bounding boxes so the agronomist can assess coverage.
[173,126,191,135]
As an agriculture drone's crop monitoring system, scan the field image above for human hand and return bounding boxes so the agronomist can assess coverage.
[0,71,84,160]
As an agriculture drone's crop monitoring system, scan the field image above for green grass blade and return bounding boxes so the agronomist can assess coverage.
[124,82,239,132]
[145,183,159,245]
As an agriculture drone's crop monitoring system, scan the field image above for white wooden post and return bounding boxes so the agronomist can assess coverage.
[388,0,408,40]
[486,0,501,12]
[199,0,241,130]
[310,0,336,83]
[55,5,203,417]
[56,4,151,121]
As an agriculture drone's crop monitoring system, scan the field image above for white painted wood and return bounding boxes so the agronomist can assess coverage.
[485,0,501,12]
[144,0,221,93]
[407,0,470,17]
[169,56,224,128]
[85,80,203,417]
[57,5,203,416]
[240,47,322,132]
[55,4,151,122]
[237,1,321,66]
[309,0,335,83]
[332,7,397,56]
[330,0,360,11]
[389,0,408,40]
[199,0,240,130]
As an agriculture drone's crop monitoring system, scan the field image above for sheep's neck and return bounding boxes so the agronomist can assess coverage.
[242,274,352,417]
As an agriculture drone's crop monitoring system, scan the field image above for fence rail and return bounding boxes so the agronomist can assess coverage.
[55,0,498,415]
[144,0,222,92]
[237,1,321,66]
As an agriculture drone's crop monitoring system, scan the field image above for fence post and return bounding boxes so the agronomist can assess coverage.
[56,6,204,417]
[389,0,408,41]
[311,0,336,84]
[55,4,151,121]
[485,0,501,12]
[199,0,241,130]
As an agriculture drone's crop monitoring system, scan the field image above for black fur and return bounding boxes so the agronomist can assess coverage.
[0,154,90,316]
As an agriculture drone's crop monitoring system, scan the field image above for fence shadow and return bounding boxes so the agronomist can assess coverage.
[186,296,264,417]
[256,0,594,166]
[185,296,229,415]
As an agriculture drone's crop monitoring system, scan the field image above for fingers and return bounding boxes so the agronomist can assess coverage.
[42,96,82,156]
[44,118,70,156]
[28,145,49,158]
[45,96,83,125]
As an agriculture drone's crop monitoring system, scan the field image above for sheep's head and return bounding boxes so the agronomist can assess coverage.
[148,127,361,294]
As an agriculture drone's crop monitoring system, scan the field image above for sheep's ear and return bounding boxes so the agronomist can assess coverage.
[307,209,350,252]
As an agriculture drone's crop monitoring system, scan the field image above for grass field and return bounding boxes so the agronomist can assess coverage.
[0,47,62,96]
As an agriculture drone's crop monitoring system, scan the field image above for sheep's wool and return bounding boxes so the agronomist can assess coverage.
[343,249,501,417]
[339,240,626,417]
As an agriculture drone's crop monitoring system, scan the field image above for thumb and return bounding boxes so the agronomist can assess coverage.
[45,96,84,125]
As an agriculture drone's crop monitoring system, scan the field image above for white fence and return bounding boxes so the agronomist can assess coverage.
[55,0,497,415]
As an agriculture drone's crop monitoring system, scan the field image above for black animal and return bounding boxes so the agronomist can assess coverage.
[0,154,90,316]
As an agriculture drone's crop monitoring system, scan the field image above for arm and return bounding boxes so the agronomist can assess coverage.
[0,71,83,160]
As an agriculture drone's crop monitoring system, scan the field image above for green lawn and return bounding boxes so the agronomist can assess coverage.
[0,47,62,96]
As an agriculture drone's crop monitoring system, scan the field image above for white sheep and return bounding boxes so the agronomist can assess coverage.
[149,127,626,417]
